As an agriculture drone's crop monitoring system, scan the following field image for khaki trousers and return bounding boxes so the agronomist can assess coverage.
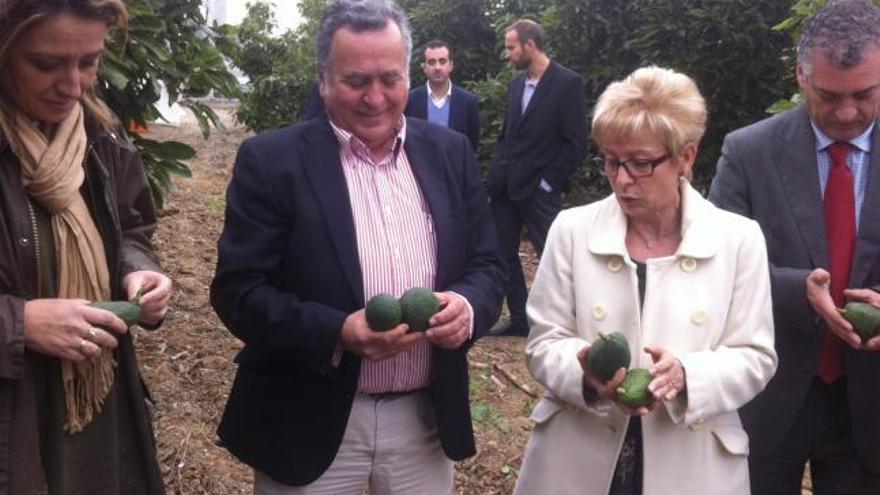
[254,391,454,495]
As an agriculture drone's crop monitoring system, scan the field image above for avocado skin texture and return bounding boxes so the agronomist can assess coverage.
[399,287,439,332]
[587,332,632,382]
[617,368,654,408]
[365,293,402,332]
[89,300,141,327]
[839,302,880,341]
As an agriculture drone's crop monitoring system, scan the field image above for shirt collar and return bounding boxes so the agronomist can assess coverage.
[426,80,453,99]
[811,120,874,153]
[329,116,407,162]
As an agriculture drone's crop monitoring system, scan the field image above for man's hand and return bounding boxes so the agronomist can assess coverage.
[842,287,880,351]
[806,268,861,349]
[339,309,423,360]
[425,292,471,350]
[577,345,656,416]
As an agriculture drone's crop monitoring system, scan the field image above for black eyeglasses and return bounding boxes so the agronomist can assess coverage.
[593,154,671,178]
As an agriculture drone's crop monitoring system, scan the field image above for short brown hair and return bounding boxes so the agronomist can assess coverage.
[506,19,544,52]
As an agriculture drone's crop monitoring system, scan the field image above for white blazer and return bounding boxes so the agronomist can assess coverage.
[514,183,777,495]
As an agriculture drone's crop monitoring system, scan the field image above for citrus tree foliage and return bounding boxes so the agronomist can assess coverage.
[518,0,796,190]
[99,0,239,208]
[217,0,329,132]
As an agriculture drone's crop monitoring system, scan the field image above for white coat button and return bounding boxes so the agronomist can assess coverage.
[691,310,708,325]
[680,258,697,272]
[591,304,607,320]
[606,257,623,272]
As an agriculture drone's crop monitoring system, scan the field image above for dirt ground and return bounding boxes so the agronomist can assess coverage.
[138,104,810,494]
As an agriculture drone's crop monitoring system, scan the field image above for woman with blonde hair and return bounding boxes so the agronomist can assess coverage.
[0,1,171,493]
[513,66,777,494]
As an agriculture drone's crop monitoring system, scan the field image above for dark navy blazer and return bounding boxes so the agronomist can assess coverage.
[405,84,480,152]
[211,116,505,486]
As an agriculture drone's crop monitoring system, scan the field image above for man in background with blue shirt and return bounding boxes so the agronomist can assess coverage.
[487,19,587,337]
[405,39,480,152]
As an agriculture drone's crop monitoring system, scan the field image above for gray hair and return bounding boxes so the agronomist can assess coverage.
[797,0,880,75]
[315,0,412,78]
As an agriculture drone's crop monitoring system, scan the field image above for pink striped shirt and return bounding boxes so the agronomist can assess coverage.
[330,119,437,394]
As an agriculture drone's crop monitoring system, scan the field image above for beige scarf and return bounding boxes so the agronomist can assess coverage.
[0,104,115,433]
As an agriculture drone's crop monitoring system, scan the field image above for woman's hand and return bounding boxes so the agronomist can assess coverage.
[645,345,686,402]
[123,270,172,326]
[23,298,128,361]
[578,345,658,416]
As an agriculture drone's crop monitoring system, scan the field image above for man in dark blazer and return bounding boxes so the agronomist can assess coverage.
[210,0,505,493]
[405,39,480,151]
[709,2,880,493]
[488,19,587,336]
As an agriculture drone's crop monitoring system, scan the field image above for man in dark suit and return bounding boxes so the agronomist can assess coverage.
[709,1,880,493]
[488,19,587,336]
[210,0,505,493]
[405,39,480,151]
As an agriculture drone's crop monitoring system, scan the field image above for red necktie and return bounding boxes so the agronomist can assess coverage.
[817,142,855,384]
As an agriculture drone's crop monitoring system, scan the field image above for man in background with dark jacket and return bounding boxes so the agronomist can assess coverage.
[488,19,587,336]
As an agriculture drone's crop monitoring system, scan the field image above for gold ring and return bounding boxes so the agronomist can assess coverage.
[88,327,99,340]
[79,338,88,351]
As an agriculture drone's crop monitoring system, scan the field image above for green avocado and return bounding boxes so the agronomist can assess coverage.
[89,300,141,328]
[617,368,654,408]
[365,293,402,332]
[399,287,439,332]
[839,301,880,341]
[587,332,632,382]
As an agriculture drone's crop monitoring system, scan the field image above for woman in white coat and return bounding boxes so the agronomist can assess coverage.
[513,66,778,495]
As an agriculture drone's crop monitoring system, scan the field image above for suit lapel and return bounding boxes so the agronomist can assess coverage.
[448,87,460,130]
[403,121,450,289]
[851,121,880,288]
[302,120,364,304]
[776,107,829,269]
[519,61,557,127]
[509,74,525,130]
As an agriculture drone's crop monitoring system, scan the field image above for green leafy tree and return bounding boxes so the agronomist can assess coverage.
[99,0,240,208]
[219,0,329,132]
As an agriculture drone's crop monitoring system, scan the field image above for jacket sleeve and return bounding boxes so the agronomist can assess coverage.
[111,139,161,277]
[442,135,505,343]
[542,74,588,191]
[709,133,815,335]
[670,221,778,425]
[210,139,348,352]
[524,212,614,416]
[468,93,481,153]
[0,295,25,379]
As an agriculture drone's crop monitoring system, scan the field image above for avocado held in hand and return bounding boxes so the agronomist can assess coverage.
[88,300,141,328]
[617,368,654,408]
[399,287,439,332]
[587,332,632,382]
[365,293,402,332]
[839,301,880,341]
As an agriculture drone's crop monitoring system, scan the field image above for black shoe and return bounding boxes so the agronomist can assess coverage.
[488,319,529,337]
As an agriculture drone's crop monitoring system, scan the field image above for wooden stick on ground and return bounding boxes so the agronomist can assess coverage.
[492,364,538,398]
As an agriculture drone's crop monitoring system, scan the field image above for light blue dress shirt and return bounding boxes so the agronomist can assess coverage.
[812,122,873,231]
